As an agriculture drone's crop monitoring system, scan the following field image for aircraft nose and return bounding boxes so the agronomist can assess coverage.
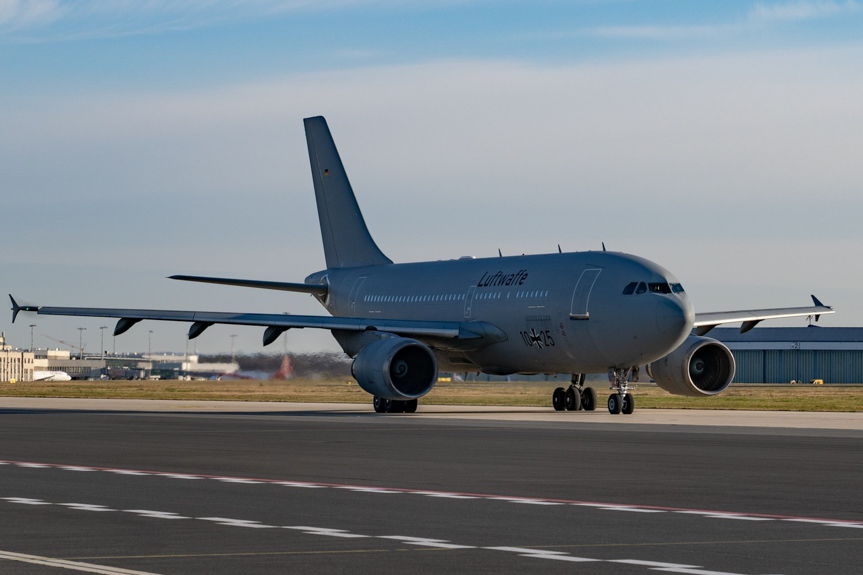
[655,295,693,348]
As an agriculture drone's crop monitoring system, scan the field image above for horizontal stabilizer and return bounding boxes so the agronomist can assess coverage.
[170,275,327,297]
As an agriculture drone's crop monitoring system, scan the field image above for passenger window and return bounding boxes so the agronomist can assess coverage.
[635,282,647,294]
[622,282,637,295]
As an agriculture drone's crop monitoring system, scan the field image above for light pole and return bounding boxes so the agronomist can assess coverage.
[148,330,153,358]
[77,327,87,359]
[99,326,107,361]
[230,334,238,364]
[29,324,36,352]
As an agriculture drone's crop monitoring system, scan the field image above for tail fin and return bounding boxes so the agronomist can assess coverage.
[304,116,392,269]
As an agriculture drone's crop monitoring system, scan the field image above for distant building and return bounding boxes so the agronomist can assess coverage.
[713,327,863,384]
[0,333,35,382]
[33,348,105,380]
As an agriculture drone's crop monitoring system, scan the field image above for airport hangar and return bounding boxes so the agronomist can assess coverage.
[711,326,863,384]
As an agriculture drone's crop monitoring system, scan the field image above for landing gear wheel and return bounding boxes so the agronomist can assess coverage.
[403,399,418,413]
[607,393,622,415]
[581,387,596,411]
[565,387,582,411]
[621,393,635,414]
[552,387,566,411]
[372,396,387,413]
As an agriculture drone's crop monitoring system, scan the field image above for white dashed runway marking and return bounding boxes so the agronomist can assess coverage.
[0,495,779,574]
[1,458,861,533]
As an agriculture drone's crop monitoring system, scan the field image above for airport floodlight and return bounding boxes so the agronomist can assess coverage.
[29,324,36,352]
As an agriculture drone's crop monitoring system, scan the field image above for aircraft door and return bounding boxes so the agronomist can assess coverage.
[463,286,477,319]
[569,269,602,320]
[349,276,368,315]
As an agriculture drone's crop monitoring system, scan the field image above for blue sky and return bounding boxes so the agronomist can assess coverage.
[2,1,862,355]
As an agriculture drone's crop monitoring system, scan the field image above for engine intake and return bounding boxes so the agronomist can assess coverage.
[647,335,735,397]
[351,337,438,400]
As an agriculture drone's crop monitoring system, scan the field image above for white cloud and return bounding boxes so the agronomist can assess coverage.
[0,0,62,28]
[749,0,861,22]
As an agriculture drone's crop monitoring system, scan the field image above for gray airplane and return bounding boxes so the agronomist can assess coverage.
[10,116,834,415]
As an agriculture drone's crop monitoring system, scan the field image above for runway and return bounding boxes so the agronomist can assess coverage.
[0,401,861,574]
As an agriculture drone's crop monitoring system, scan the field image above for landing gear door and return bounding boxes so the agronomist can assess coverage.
[569,269,601,320]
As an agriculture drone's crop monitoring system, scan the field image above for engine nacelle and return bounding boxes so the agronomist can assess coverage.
[647,335,735,397]
[351,337,438,400]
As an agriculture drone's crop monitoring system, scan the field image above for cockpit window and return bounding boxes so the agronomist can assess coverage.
[671,283,685,294]
[635,282,647,294]
[622,282,637,295]
[648,282,672,294]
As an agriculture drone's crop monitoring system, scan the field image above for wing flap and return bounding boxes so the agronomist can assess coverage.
[30,304,493,341]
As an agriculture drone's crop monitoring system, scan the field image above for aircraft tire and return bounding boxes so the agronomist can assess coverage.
[565,387,581,411]
[607,393,622,415]
[621,393,635,415]
[552,387,566,411]
[581,387,596,411]
[373,396,386,413]
[404,399,418,413]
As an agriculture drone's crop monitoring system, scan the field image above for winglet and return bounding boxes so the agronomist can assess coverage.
[9,294,39,324]
[811,294,830,322]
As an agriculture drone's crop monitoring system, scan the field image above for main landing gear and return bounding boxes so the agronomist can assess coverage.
[607,367,637,415]
[372,396,418,414]
[552,374,596,412]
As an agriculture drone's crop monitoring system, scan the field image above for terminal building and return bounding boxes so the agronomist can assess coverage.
[712,327,863,384]
[0,333,34,382]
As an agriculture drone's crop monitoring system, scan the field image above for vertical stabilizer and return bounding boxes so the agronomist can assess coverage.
[304,116,392,269]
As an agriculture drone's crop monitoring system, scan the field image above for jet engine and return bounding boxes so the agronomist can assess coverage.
[647,335,735,397]
[351,337,438,400]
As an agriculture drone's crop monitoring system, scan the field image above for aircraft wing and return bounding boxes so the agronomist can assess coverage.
[693,295,834,335]
[9,295,503,347]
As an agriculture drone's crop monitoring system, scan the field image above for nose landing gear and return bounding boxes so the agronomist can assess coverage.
[551,374,596,412]
[607,367,637,415]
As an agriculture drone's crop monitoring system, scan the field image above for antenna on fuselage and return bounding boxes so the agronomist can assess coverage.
[557,244,562,253]
[602,242,607,252]
[498,248,502,257]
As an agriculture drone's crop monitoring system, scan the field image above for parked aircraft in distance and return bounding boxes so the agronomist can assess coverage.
[10,116,834,415]
[33,371,72,382]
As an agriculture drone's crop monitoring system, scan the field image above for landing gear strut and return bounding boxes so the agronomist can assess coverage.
[607,367,637,415]
[551,374,596,412]
[372,396,418,414]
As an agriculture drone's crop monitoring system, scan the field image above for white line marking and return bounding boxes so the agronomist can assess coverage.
[284,526,369,538]
[336,487,401,494]
[650,568,755,575]
[611,560,702,568]
[59,466,95,472]
[783,518,863,528]
[158,474,202,480]
[108,470,150,476]
[485,546,598,562]
[0,549,162,574]
[123,510,189,520]
[493,498,563,506]
[197,517,276,528]
[704,514,774,521]
[15,463,49,468]
[60,503,115,512]
[411,491,478,499]
[214,478,261,484]
[378,536,475,549]
[598,506,667,513]
[275,481,327,488]
[2,497,52,505]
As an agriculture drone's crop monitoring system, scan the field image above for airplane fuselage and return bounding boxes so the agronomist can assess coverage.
[308,251,694,375]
